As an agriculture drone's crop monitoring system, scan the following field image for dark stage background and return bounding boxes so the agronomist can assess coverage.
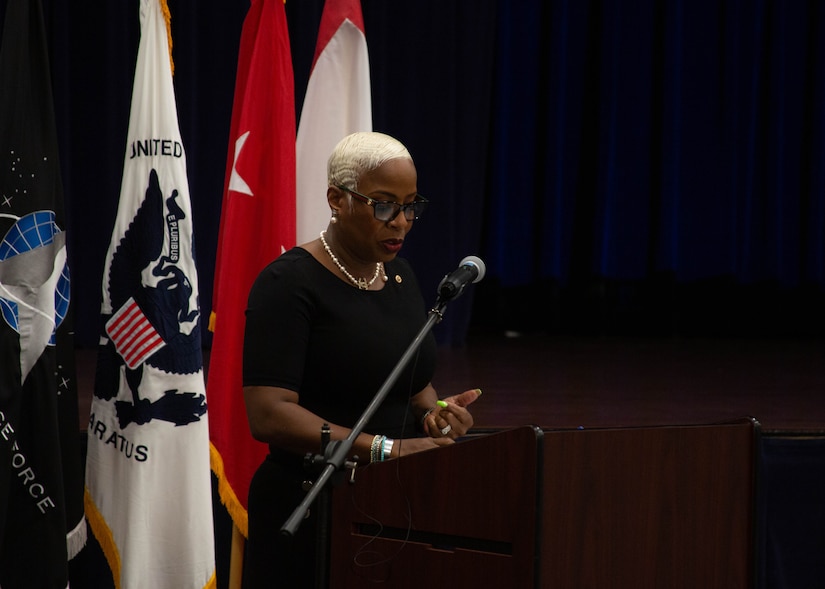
[2,0,824,588]
[3,0,824,347]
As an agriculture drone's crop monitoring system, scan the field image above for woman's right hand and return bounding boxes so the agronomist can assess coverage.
[422,388,481,440]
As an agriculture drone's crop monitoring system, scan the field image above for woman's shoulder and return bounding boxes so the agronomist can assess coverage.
[254,247,320,287]
[262,247,315,271]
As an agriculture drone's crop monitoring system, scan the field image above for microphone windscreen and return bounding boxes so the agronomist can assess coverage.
[459,255,486,283]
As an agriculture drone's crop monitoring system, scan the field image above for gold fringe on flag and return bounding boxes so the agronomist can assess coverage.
[204,571,218,589]
[210,442,250,538]
[159,0,175,75]
[84,487,122,589]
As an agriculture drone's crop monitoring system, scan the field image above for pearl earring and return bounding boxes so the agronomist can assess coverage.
[330,211,338,224]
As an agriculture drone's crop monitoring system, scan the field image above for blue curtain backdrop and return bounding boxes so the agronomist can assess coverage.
[2,0,822,348]
[481,0,825,338]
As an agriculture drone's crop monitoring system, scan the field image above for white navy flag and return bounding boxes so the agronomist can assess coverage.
[83,1,216,587]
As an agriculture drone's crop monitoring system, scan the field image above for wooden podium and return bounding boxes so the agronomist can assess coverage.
[329,419,757,588]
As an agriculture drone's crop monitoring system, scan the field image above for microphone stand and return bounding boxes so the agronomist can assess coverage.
[280,292,457,589]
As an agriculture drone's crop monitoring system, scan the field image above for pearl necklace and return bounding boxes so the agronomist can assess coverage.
[320,230,386,290]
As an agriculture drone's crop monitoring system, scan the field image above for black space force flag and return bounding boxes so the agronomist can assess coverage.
[0,0,86,587]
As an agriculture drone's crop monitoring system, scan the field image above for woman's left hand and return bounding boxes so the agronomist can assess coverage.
[423,388,481,440]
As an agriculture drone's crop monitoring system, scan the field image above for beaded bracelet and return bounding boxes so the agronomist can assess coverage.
[370,435,386,463]
[370,435,395,462]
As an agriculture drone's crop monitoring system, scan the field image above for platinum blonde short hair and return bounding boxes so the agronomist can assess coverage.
[327,131,412,190]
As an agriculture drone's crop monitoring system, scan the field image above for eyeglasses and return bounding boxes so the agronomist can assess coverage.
[337,185,428,222]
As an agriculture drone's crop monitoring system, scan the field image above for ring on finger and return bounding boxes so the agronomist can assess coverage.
[440,424,452,436]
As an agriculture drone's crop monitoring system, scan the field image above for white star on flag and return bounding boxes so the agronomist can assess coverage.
[229,131,253,196]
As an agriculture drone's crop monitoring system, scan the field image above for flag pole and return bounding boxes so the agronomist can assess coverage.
[229,524,245,589]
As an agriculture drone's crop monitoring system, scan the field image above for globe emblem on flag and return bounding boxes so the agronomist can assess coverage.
[0,210,70,343]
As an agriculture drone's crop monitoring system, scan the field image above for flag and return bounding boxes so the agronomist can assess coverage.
[295,0,372,243]
[0,0,86,586]
[83,1,215,587]
[207,0,296,537]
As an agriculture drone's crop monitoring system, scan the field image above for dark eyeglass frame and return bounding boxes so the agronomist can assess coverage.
[336,184,428,222]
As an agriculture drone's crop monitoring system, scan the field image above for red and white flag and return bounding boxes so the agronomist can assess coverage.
[207,0,296,538]
[296,0,372,243]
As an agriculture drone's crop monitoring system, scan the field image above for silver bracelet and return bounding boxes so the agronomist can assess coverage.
[382,438,394,460]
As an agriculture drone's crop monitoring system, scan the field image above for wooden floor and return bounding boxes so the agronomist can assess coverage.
[76,334,825,436]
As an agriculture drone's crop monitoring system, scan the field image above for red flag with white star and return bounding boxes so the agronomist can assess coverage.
[207,0,296,537]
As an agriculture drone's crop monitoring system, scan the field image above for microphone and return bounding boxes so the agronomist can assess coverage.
[437,255,486,301]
